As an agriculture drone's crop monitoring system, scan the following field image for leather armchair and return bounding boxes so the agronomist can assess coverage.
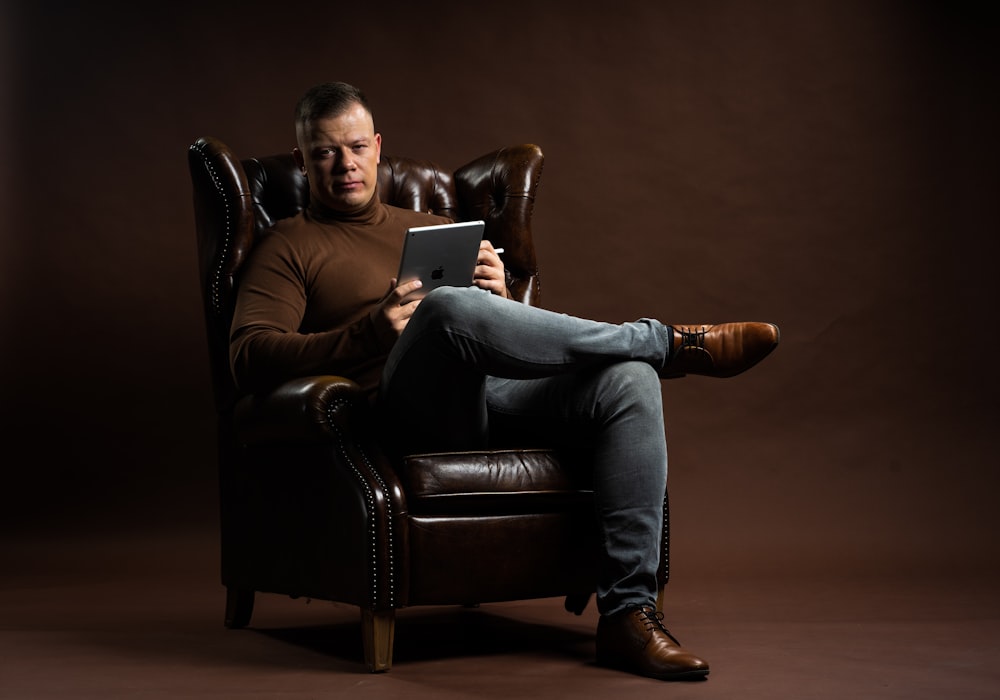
[187,136,670,671]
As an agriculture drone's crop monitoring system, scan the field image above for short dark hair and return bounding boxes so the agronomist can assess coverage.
[294,81,373,127]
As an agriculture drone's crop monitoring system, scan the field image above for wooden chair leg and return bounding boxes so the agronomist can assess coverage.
[224,587,254,629]
[655,585,665,613]
[361,608,395,672]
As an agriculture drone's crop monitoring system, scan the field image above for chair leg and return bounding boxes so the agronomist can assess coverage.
[224,586,254,629]
[655,585,665,613]
[361,608,395,672]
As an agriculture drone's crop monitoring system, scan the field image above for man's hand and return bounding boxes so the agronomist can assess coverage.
[371,278,423,343]
[474,241,509,298]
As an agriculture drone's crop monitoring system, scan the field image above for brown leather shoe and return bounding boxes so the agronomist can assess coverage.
[596,606,710,681]
[662,322,780,378]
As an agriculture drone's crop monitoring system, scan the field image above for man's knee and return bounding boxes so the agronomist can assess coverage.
[602,361,661,392]
[595,361,663,411]
[413,285,480,327]
[410,287,489,328]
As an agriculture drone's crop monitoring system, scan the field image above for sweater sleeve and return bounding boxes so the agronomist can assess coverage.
[228,227,394,397]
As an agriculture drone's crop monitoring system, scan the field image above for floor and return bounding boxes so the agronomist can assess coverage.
[2,529,998,699]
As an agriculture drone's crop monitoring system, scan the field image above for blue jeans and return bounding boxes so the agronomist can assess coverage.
[378,286,671,615]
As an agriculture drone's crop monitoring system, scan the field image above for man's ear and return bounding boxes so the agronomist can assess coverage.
[292,147,306,173]
[374,133,382,164]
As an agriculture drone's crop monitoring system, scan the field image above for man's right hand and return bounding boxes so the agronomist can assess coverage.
[372,278,423,342]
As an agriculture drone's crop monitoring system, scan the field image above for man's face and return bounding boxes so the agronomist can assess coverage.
[294,102,382,214]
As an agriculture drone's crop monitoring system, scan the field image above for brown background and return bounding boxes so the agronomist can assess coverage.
[2,0,998,587]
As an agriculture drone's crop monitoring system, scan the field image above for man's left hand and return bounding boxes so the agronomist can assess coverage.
[474,241,509,298]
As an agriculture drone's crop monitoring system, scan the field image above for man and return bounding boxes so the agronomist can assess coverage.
[230,81,780,681]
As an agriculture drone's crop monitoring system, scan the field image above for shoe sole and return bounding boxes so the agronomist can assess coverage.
[596,657,710,681]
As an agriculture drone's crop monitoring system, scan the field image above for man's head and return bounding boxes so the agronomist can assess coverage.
[293,82,382,214]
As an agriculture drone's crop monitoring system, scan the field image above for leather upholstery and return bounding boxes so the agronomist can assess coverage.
[187,136,669,671]
[399,450,592,514]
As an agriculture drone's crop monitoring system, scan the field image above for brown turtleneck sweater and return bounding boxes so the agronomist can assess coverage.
[229,194,450,397]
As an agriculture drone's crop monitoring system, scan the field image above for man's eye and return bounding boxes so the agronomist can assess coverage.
[316,148,334,158]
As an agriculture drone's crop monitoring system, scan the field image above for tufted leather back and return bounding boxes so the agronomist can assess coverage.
[188,136,545,413]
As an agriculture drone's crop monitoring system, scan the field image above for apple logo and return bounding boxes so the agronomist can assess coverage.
[431,266,445,280]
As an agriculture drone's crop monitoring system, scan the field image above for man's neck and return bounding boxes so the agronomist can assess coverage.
[308,188,381,224]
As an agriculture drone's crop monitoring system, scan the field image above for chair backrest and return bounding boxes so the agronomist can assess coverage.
[188,137,545,414]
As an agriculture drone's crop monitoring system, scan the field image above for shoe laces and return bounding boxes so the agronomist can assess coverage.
[632,605,682,646]
[676,326,708,350]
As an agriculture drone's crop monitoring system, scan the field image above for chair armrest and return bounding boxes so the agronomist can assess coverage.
[233,375,371,445]
[230,376,411,609]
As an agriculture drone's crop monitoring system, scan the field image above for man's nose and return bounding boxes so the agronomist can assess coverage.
[335,148,356,171]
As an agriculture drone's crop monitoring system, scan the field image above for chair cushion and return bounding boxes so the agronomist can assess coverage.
[397,449,593,514]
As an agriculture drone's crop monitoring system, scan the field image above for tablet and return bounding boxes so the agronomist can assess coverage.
[396,220,485,300]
